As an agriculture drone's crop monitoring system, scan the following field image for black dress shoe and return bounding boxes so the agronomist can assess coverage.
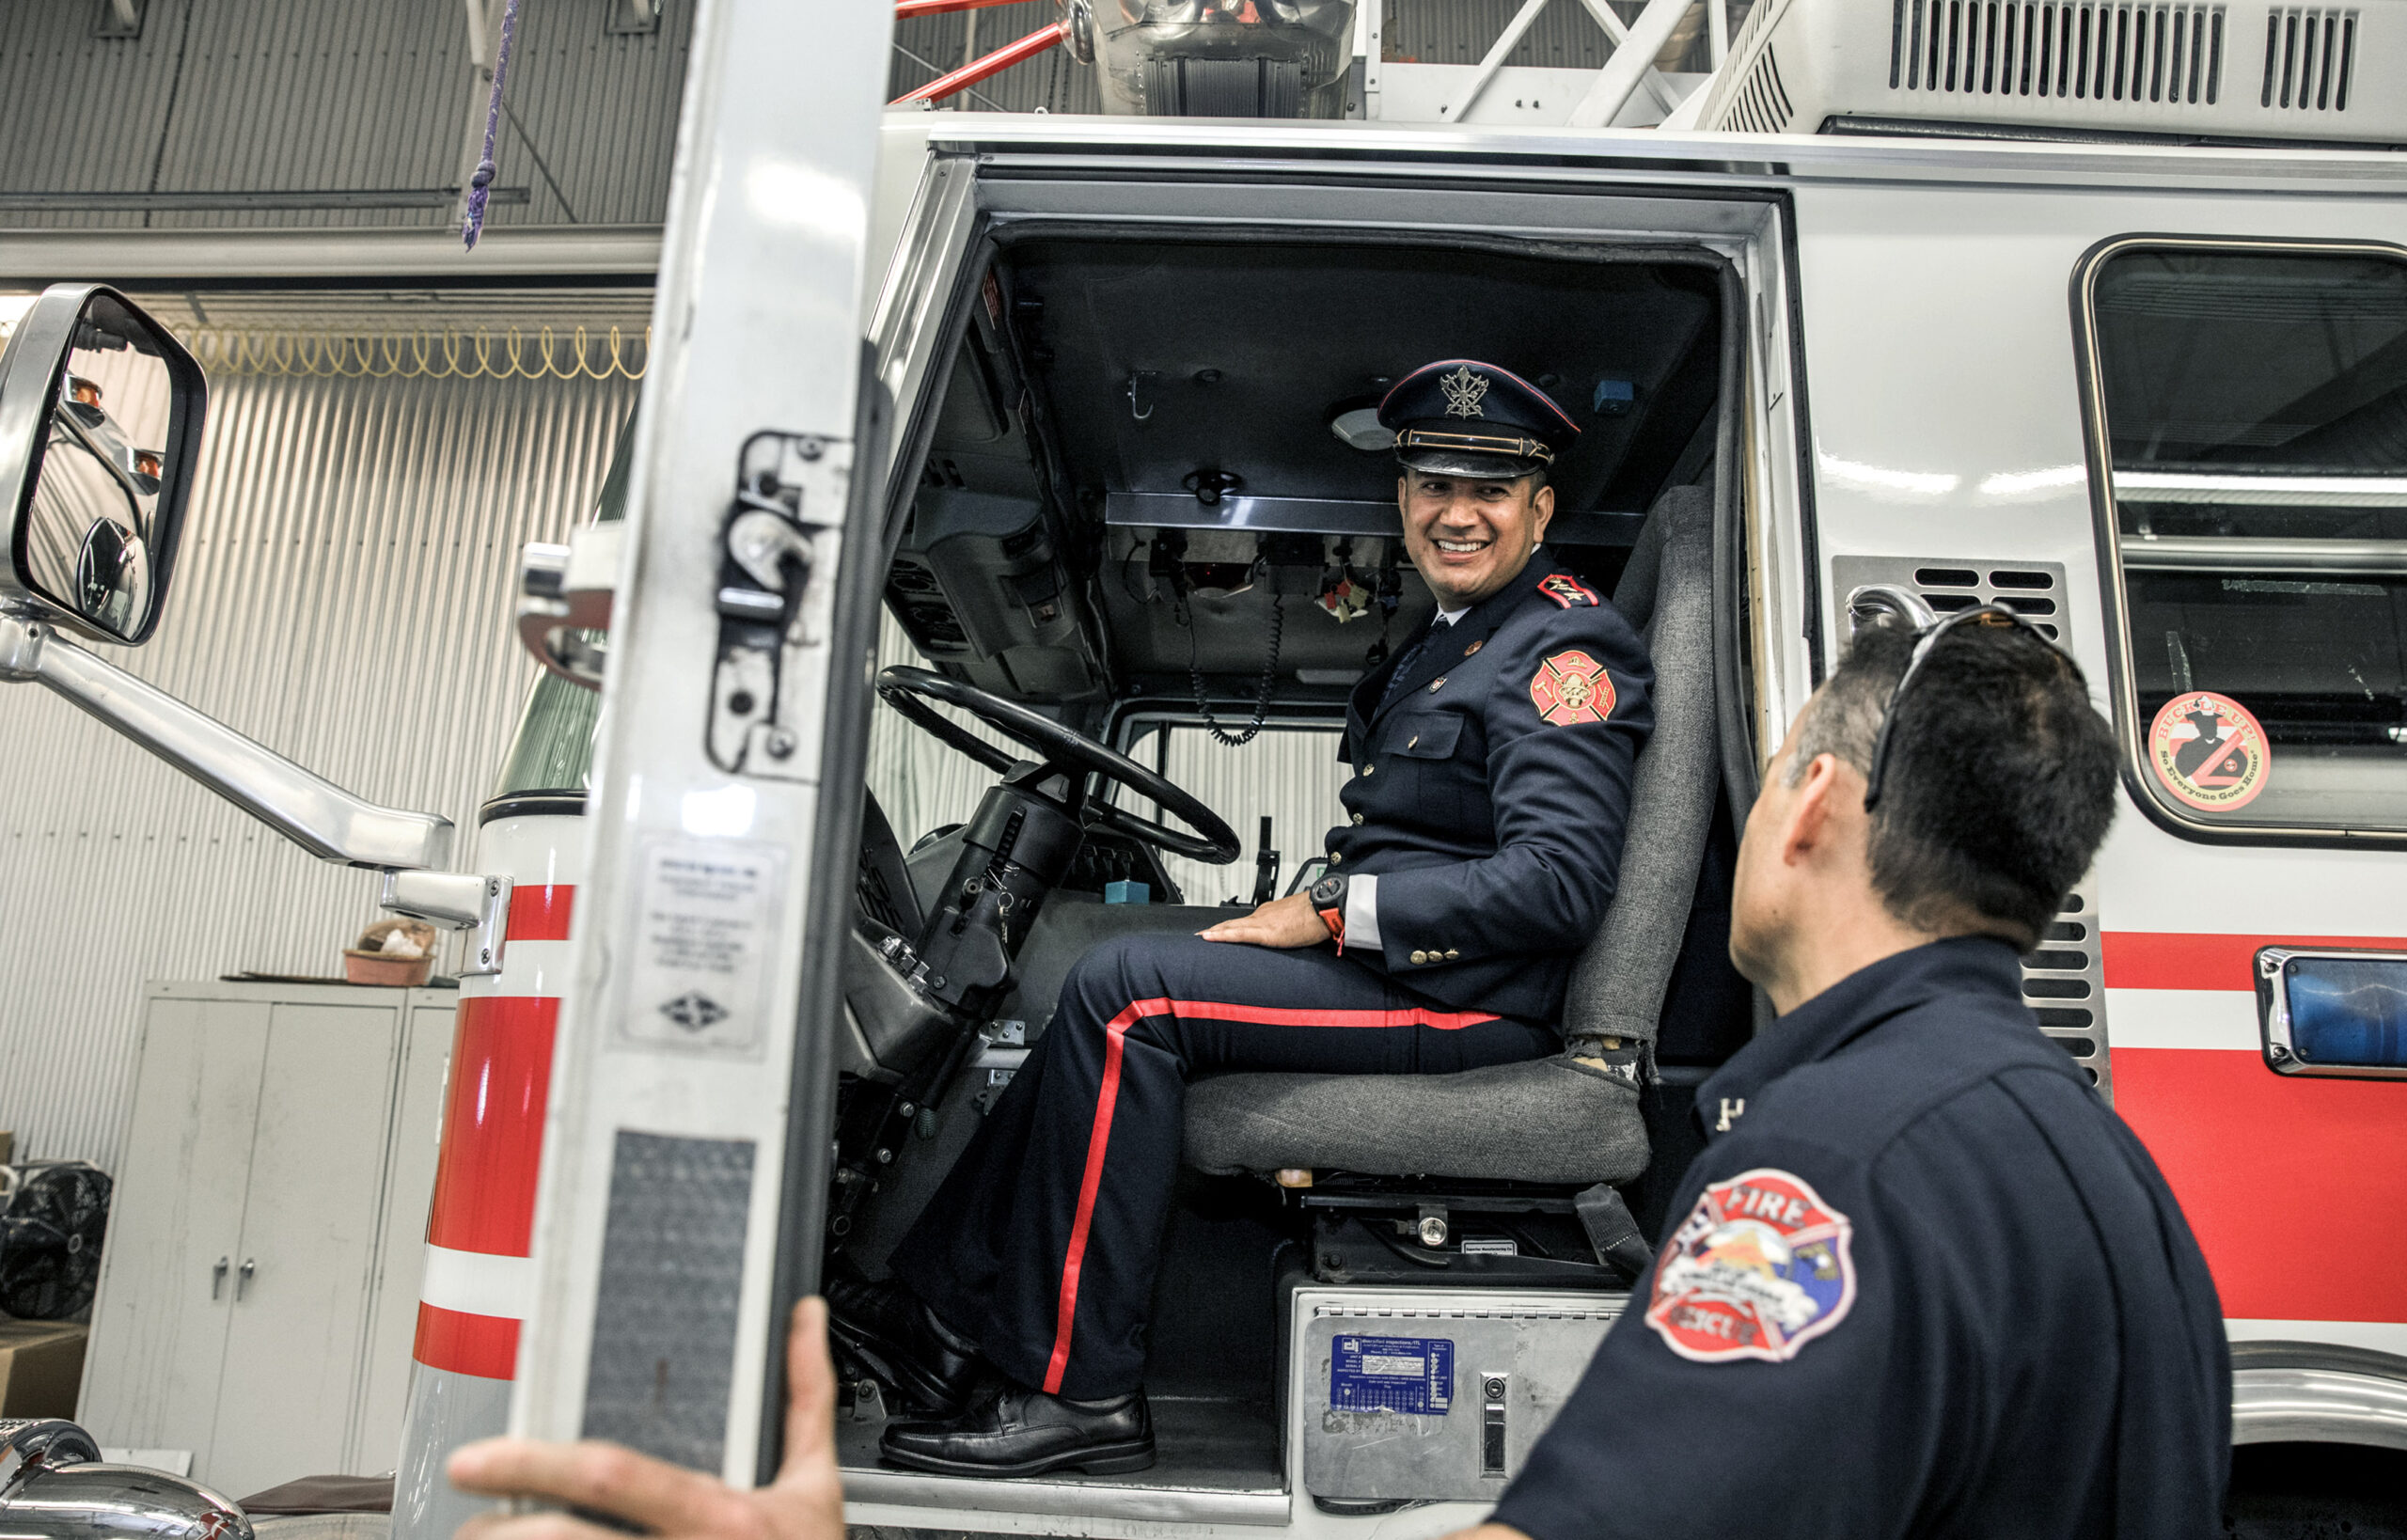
[824,1275,986,1416]
[879,1384,1156,1479]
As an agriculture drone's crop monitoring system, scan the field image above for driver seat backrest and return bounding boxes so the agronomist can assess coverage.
[1180,483,1719,1186]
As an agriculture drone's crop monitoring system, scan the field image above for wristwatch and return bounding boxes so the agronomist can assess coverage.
[1310,872,1348,951]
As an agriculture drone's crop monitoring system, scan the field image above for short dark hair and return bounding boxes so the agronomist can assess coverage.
[1783,619,2116,948]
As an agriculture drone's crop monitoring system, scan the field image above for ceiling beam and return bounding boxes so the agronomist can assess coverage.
[0,227,662,284]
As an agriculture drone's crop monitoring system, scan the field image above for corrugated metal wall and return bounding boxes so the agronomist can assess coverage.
[0,0,689,231]
[1386,0,1756,73]
[0,332,637,1168]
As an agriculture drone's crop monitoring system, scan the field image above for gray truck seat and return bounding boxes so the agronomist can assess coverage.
[1181,483,1720,1186]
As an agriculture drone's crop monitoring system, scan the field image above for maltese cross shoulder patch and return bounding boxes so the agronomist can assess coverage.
[1645,1168,1857,1364]
[1530,650,1615,726]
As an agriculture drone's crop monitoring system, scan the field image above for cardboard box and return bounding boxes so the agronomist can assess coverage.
[0,1317,87,1417]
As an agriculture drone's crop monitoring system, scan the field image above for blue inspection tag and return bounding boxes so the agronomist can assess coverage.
[1329,1334,1454,1415]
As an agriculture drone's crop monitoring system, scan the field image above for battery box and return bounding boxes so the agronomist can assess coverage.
[1290,1286,1628,1502]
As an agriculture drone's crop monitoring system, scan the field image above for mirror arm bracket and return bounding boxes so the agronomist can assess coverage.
[0,611,456,872]
[516,522,621,691]
[381,870,512,977]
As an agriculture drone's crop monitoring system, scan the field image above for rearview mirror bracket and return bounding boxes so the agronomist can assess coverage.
[1,610,456,871]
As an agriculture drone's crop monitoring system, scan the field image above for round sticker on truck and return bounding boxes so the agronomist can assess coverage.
[2148,690,2270,812]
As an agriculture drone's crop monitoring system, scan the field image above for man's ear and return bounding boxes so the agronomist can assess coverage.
[1396,475,1410,514]
[1531,480,1555,542]
[1778,752,1847,868]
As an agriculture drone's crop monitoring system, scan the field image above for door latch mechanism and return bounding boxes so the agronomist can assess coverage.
[706,432,845,778]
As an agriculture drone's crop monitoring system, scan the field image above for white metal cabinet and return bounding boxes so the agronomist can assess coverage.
[79,982,452,1499]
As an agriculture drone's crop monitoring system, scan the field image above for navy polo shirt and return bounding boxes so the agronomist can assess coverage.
[1494,936,2230,1540]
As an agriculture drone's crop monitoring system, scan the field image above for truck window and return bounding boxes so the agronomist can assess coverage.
[1114,721,1349,905]
[2080,241,2407,838]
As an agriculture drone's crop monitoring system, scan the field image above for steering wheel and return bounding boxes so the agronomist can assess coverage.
[875,666,1242,864]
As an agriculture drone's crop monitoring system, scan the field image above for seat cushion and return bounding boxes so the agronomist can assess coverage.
[1182,1054,1649,1186]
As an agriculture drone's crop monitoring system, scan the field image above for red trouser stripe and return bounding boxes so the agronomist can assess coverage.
[1039,995,1504,1392]
[505,884,575,942]
[425,995,559,1257]
[414,1301,520,1380]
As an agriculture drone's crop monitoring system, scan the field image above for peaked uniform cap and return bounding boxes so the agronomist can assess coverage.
[1378,359,1581,479]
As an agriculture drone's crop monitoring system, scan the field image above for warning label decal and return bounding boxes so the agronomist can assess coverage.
[2147,691,2270,813]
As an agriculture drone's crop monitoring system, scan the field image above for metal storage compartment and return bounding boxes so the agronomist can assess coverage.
[1290,1286,1627,1503]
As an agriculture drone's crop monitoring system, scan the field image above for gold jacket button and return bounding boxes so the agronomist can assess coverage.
[1445,949,1460,961]
[1351,813,1364,825]
[1329,851,1342,864]
[1363,764,1376,777]
[1410,950,1430,965]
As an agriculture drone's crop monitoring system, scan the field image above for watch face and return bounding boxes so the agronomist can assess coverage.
[1311,875,1344,907]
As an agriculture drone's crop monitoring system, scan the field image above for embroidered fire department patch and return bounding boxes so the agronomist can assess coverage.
[1537,573,1598,608]
[1530,650,1614,726]
[2147,690,2270,812]
[1645,1168,1857,1364]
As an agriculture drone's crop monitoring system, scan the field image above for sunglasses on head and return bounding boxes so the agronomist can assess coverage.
[1860,603,2074,813]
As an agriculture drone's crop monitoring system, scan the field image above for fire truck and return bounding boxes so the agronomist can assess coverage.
[1,0,2403,1533]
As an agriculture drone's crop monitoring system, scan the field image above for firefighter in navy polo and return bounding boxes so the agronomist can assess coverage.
[821,360,1655,1477]
[1456,609,2231,1540]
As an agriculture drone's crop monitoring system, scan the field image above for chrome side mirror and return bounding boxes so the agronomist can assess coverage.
[0,285,206,645]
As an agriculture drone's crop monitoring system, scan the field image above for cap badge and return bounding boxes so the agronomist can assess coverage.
[1440,364,1490,419]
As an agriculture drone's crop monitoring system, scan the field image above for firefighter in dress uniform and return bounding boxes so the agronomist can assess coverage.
[821,359,1656,1477]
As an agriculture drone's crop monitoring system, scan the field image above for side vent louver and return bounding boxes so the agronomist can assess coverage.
[1832,557,2110,1098]
[1725,44,1797,132]
[2260,8,2355,109]
[2022,886,2111,1097]
[1889,0,2226,103]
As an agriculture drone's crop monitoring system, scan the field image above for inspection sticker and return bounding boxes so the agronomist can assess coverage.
[1330,1334,1454,1415]
[2147,690,2271,812]
[621,837,786,1060]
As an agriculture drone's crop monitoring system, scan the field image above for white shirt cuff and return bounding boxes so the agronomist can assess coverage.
[1345,873,1380,949]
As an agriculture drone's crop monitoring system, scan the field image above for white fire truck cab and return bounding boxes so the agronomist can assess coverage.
[1,0,2404,1535]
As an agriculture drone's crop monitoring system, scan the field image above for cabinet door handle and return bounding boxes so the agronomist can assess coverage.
[211,1256,228,1299]
[236,1257,256,1301]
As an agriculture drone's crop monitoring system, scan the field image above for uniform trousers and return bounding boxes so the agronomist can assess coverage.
[889,930,1556,1400]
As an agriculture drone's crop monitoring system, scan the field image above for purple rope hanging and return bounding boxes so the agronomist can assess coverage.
[463,0,524,251]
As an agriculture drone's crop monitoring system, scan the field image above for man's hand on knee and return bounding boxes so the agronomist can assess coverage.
[448,1298,844,1540]
[1197,891,1332,949]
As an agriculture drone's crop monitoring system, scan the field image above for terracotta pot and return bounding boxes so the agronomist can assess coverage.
[343,950,432,988]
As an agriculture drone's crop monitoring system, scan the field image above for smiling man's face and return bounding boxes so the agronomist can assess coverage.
[1397,468,1556,610]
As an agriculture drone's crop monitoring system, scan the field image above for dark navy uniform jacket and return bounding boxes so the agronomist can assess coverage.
[1325,557,1652,1027]
[1494,937,2231,1540]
